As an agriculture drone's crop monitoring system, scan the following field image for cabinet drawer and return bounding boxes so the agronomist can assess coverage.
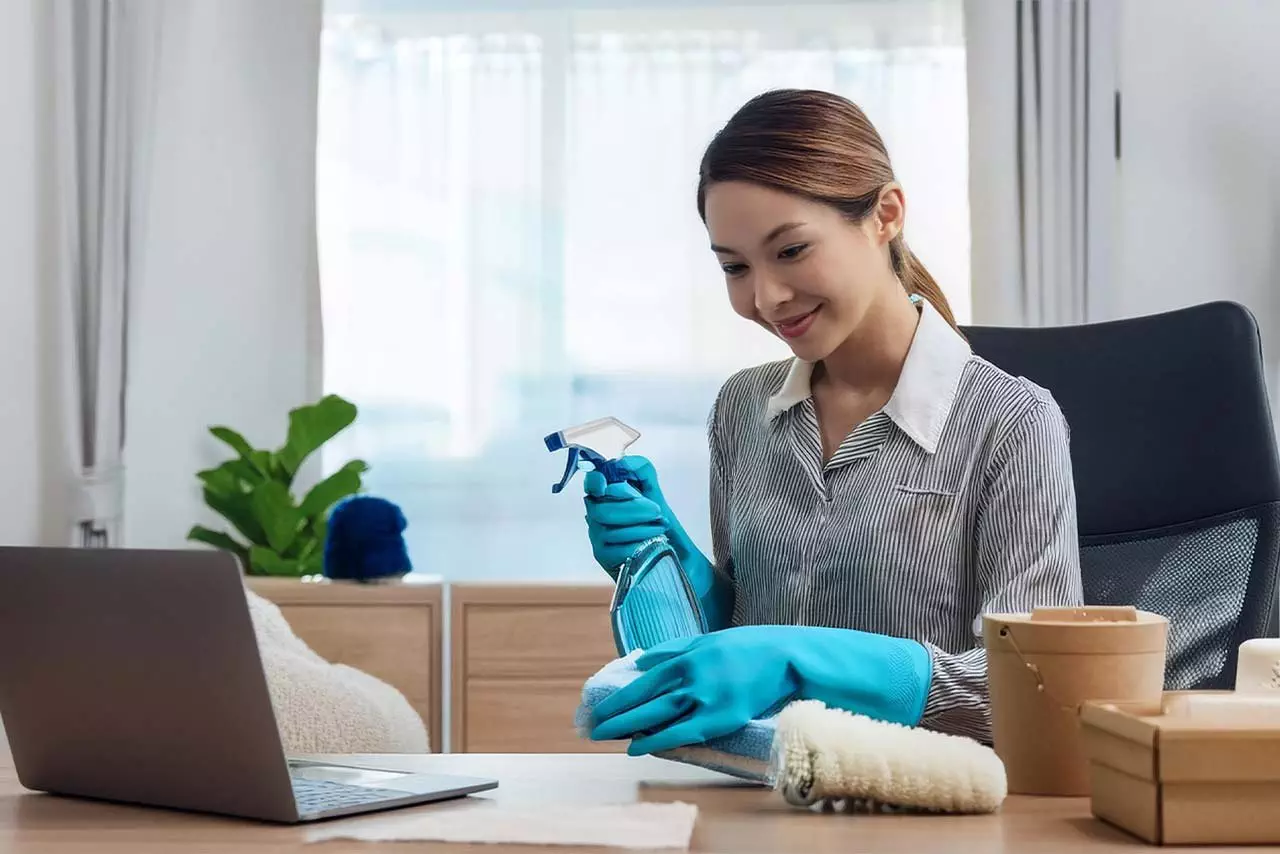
[463,603,617,679]
[450,584,620,752]
[462,678,624,753]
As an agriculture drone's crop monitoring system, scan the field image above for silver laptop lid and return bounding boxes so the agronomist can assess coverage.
[0,546,300,821]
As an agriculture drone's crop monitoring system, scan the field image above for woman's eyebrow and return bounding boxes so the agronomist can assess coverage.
[711,221,806,254]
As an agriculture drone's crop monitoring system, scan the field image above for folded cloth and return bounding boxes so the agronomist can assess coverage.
[307,801,699,850]
[575,652,777,783]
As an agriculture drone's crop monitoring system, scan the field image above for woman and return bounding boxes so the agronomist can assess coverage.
[581,89,1084,755]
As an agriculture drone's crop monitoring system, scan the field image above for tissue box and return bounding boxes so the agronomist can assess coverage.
[1080,691,1280,845]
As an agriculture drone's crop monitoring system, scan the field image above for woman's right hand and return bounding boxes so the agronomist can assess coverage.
[583,456,673,576]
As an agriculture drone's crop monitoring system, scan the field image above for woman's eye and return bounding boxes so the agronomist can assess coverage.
[778,243,808,260]
[721,263,748,277]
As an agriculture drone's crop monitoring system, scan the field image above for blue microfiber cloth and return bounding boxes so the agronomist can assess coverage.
[574,652,778,784]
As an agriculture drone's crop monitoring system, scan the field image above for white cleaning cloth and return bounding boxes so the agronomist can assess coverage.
[308,801,699,849]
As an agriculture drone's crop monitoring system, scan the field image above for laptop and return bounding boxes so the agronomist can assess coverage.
[0,545,497,823]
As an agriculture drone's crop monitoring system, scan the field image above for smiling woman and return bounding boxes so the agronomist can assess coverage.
[579,88,1084,753]
[699,89,960,352]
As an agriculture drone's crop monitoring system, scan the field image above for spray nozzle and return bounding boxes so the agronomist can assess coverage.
[544,416,641,493]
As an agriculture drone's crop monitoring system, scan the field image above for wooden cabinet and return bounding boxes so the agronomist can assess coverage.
[450,583,620,753]
[245,575,443,752]
[248,577,626,754]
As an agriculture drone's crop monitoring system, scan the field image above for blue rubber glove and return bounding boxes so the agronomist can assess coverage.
[583,456,731,630]
[587,624,932,756]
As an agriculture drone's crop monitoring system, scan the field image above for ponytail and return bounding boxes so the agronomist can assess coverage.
[890,236,961,332]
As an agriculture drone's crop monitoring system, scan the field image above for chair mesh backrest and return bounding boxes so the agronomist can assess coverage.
[1081,504,1280,689]
[963,301,1280,690]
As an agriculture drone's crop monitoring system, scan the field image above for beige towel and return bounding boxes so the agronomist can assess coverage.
[245,588,430,754]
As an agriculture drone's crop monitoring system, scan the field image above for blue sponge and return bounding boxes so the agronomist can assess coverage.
[323,495,412,582]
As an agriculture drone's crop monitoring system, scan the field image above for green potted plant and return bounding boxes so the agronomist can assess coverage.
[187,394,368,576]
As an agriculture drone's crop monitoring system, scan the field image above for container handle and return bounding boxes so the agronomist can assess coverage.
[995,623,1081,716]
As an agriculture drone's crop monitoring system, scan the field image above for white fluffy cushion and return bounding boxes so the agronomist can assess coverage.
[245,587,430,754]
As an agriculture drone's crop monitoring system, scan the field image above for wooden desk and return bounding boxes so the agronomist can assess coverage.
[0,749,1257,852]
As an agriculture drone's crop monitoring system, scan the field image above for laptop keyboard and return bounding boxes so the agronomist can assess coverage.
[291,776,410,814]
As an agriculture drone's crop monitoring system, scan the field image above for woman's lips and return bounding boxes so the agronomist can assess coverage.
[774,306,821,340]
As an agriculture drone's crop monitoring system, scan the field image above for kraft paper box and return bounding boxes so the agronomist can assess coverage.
[1080,692,1280,846]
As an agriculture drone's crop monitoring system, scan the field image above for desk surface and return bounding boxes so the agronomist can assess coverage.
[0,750,1260,853]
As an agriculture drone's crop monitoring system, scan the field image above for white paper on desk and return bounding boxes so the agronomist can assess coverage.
[309,801,699,849]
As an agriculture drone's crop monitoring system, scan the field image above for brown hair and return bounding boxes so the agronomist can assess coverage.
[696,88,959,330]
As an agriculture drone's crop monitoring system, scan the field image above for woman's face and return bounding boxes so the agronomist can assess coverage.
[703,180,904,363]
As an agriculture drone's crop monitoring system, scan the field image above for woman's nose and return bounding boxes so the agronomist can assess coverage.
[754,271,794,315]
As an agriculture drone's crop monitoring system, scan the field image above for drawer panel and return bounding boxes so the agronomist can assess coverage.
[463,603,617,679]
[462,678,624,753]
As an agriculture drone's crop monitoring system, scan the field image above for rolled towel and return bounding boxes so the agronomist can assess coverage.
[771,699,1007,814]
[576,655,1007,814]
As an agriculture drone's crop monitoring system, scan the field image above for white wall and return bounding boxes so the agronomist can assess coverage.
[1113,0,1280,412]
[122,0,324,547]
[0,0,62,546]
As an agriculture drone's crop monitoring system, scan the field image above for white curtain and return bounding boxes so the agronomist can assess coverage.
[317,1,971,580]
[50,0,163,546]
[965,0,1117,327]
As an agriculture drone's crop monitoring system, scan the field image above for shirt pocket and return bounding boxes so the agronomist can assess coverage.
[885,454,970,557]
[893,452,964,497]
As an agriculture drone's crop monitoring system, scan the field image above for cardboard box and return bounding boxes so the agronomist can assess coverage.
[1080,692,1280,845]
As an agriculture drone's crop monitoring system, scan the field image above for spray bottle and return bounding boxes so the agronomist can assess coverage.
[545,417,708,655]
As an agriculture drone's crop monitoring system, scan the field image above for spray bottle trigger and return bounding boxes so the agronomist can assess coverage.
[550,447,582,494]
[549,445,627,493]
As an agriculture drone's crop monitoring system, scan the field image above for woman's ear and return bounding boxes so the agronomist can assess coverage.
[873,183,906,245]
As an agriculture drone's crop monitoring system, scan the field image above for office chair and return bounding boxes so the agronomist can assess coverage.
[962,301,1280,690]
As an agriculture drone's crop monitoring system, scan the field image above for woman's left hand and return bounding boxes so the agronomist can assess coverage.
[589,627,798,755]
[588,624,932,755]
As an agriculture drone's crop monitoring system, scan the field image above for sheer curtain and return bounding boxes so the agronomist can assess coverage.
[316,0,969,580]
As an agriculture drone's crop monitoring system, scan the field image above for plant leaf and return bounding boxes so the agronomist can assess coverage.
[248,546,303,577]
[281,527,322,560]
[197,457,267,495]
[249,480,303,555]
[203,486,267,546]
[186,525,250,566]
[311,514,328,545]
[276,395,358,478]
[267,452,290,481]
[196,464,243,496]
[299,548,325,577]
[298,460,368,520]
[209,426,272,477]
[209,425,255,458]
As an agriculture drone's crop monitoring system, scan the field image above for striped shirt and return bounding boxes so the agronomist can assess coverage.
[705,299,1085,743]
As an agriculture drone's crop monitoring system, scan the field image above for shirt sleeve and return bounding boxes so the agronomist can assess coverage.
[704,386,737,630]
[917,392,1086,742]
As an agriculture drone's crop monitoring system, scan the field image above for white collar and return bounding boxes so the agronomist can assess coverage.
[763,299,972,454]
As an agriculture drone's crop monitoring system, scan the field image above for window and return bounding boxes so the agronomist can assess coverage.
[316,0,969,580]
